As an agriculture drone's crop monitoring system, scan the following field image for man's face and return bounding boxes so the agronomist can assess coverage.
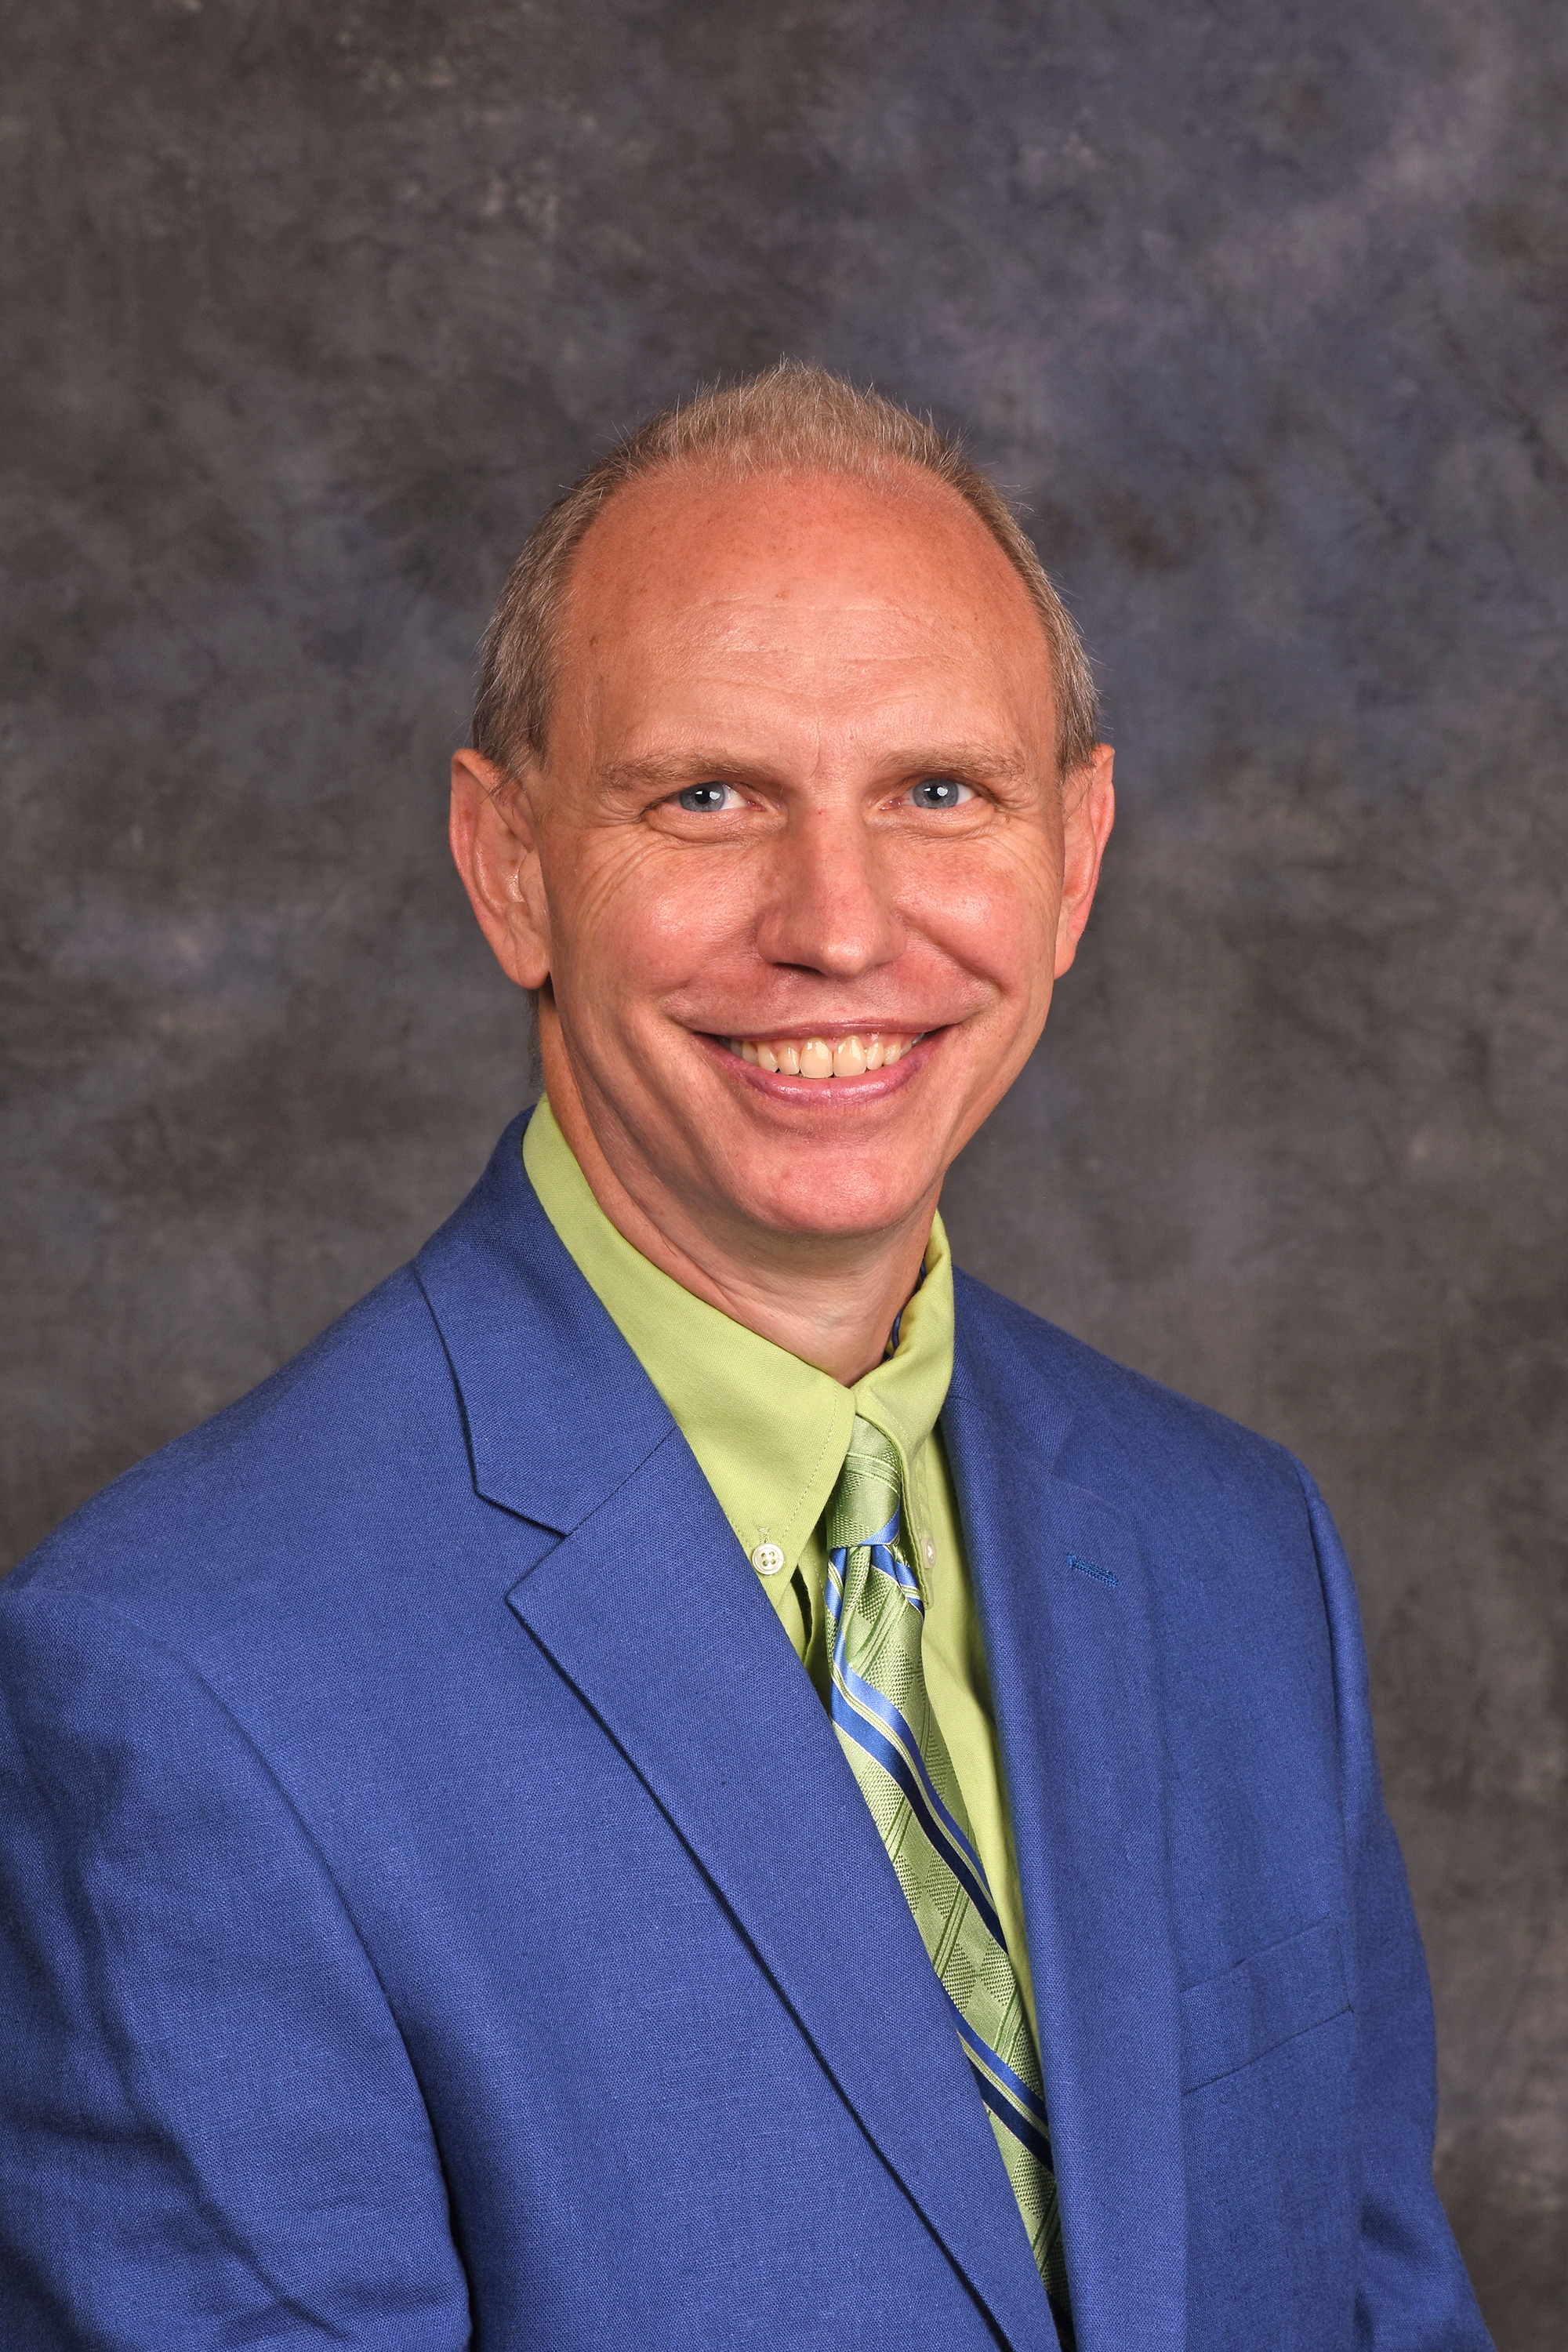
[457,466,1112,1254]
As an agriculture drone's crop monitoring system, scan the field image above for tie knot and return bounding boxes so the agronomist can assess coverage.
[826,1416,904,1556]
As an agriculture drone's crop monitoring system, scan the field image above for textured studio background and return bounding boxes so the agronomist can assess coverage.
[3,2,1565,2340]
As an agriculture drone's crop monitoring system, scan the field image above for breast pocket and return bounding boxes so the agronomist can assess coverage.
[1181,1917,1349,2094]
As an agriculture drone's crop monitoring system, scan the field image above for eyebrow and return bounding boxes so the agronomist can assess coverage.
[593,742,1038,797]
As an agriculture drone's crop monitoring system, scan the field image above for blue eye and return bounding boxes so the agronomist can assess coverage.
[675,782,735,812]
[909,777,972,809]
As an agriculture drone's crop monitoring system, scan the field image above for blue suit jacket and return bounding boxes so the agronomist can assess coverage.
[0,1118,1488,2351]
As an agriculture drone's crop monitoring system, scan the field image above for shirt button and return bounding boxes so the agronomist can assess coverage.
[923,1537,936,1565]
[751,1541,786,1577]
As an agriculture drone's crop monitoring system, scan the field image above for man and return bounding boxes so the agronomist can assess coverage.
[0,365,1488,2351]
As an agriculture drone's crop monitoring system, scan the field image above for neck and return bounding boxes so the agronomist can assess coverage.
[539,1035,935,1388]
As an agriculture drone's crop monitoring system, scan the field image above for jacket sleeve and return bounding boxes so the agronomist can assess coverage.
[1295,1465,1493,2352]
[0,1586,472,2350]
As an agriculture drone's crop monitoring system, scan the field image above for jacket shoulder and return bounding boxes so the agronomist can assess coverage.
[4,1262,466,1636]
[951,1267,1307,1525]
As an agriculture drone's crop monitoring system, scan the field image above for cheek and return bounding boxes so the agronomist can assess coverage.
[546,841,757,1004]
[916,848,1061,1007]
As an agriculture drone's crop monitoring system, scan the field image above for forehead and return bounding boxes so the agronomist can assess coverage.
[554,464,1054,750]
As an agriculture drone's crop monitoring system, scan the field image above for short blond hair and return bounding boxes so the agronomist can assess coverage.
[473,359,1098,782]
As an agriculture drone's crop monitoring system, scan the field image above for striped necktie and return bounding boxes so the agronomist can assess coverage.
[826,1417,1073,2343]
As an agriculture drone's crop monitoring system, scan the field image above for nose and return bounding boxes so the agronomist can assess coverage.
[753,803,907,978]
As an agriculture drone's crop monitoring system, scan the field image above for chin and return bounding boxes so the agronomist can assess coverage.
[719,1155,934,1243]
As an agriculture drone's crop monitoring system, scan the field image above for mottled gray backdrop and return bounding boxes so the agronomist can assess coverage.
[4,1,1564,2340]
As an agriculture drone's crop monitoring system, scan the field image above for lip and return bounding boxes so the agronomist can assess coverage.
[698,1025,942,1103]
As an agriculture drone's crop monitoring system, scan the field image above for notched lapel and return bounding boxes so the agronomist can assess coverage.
[414,1116,675,1534]
[507,1434,1060,2352]
[944,1358,1187,2352]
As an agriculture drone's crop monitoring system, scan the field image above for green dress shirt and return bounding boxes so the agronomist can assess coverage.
[523,1098,1038,2043]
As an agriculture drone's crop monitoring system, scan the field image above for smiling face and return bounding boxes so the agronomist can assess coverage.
[452,462,1112,1294]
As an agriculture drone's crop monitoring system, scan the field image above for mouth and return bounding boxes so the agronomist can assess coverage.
[720,1029,927,1080]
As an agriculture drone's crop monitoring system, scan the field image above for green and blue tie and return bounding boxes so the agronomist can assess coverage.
[826,1417,1073,2343]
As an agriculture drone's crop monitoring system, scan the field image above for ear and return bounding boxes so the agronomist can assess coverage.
[449,749,553,991]
[1054,742,1116,978]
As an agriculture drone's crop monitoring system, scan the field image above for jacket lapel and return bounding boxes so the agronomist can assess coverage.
[416,1123,1058,2352]
[944,1291,1187,2352]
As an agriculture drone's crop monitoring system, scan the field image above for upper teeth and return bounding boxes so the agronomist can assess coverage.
[725,1033,924,1077]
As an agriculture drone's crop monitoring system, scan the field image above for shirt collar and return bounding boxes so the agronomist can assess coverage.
[521,1099,954,1573]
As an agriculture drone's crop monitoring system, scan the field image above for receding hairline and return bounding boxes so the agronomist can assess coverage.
[470,361,1099,782]
[556,452,1062,655]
